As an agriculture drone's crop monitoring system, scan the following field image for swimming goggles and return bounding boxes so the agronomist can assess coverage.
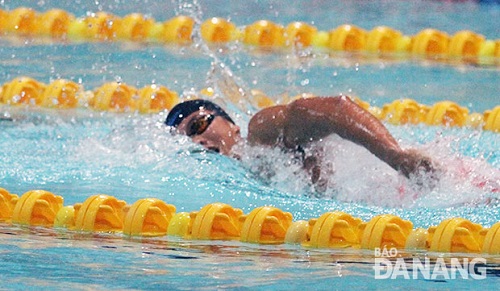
[186,113,216,137]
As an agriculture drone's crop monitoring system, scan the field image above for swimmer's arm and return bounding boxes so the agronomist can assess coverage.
[249,96,433,178]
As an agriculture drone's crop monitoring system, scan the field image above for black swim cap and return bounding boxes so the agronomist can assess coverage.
[165,99,234,127]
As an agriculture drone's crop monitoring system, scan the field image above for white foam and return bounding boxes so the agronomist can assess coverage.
[235,130,500,208]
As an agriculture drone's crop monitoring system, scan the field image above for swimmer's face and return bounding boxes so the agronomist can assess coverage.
[177,109,241,155]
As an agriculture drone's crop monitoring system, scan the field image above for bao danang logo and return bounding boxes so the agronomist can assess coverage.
[373,247,487,280]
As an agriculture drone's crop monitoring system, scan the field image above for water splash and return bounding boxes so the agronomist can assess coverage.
[173,0,256,115]
[233,127,500,209]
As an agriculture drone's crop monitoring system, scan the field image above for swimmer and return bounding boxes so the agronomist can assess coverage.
[165,96,437,185]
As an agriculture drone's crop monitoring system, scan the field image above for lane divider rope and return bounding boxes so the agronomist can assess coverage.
[0,188,498,254]
[1,76,500,133]
[0,7,499,66]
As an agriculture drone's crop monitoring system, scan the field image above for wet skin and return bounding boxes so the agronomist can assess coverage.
[177,108,241,155]
[177,96,437,184]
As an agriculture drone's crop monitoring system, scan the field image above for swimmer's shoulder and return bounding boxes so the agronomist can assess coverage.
[248,104,288,146]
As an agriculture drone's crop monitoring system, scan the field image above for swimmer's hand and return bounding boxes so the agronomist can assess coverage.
[396,149,441,188]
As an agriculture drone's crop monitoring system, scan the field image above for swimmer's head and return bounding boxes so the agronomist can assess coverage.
[165,99,235,127]
[165,99,241,155]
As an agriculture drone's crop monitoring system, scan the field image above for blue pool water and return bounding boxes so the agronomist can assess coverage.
[1,0,500,289]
